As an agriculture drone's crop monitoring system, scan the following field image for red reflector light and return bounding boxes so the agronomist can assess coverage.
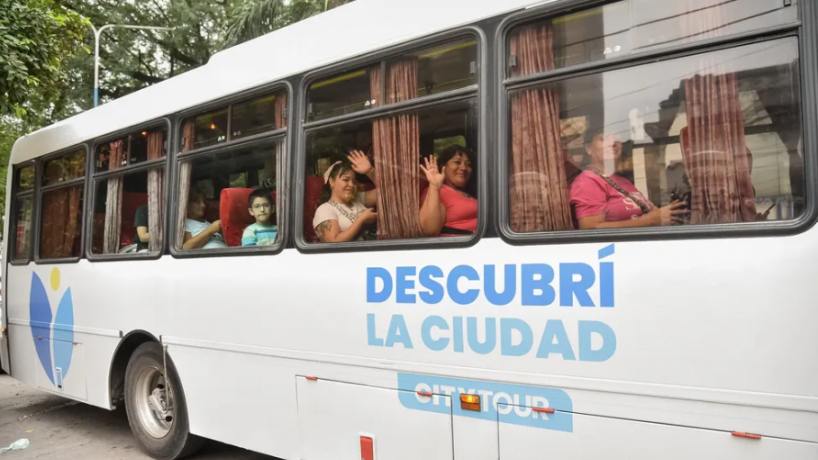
[532,407,555,414]
[360,435,374,460]
[305,375,318,381]
[732,432,762,440]
[460,393,481,412]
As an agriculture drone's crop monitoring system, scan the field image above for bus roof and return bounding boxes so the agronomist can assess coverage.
[10,0,543,165]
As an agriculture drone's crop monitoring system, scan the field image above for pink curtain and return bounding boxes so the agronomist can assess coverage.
[682,73,755,223]
[103,140,125,253]
[40,186,82,258]
[147,130,165,251]
[176,121,195,245]
[508,23,573,232]
[370,61,423,239]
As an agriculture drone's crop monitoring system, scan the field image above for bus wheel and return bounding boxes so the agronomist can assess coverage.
[124,342,203,460]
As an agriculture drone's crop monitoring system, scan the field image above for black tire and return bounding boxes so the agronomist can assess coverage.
[124,342,204,460]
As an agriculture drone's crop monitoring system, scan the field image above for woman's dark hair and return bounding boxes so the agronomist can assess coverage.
[436,145,477,196]
[325,161,353,183]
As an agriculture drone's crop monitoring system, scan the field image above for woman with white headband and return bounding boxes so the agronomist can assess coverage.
[312,150,378,242]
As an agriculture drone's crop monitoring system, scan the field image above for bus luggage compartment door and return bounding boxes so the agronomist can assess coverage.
[497,403,818,459]
[296,376,453,460]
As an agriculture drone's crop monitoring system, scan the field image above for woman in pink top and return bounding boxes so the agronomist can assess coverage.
[419,145,478,236]
[571,133,687,229]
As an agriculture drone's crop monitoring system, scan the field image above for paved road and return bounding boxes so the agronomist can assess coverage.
[0,374,276,459]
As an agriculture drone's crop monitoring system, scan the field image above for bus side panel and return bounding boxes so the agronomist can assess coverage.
[167,344,301,459]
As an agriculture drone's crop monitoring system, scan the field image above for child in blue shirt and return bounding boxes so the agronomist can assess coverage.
[242,189,278,246]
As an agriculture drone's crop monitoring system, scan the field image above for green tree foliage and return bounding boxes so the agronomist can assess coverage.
[0,0,89,117]
[0,0,353,231]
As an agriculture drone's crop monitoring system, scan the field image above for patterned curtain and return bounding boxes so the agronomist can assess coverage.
[103,140,125,253]
[274,94,287,129]
[371,60,423,239]
[508,23,573,232]
[40,186,82,258]
[681,73,755,223]
[147,131,165,251]
[176,121,195,245]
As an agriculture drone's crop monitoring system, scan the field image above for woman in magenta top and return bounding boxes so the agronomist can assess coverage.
[419,145,477,236]
[571,133,687,229]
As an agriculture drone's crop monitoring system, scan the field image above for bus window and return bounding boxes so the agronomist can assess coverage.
[306,36,478,123]
[507,0,798,78]
[40,184,84,259]
[185,108,228,151]
[91,129,167,256]
[506,36,803,233]
[176,141,283,251]
[13,195,33,260]
[38,148,85,260]
[231,93,287,139]
[304,99,478,243]
[181,90,286,152]
[307,66,375,122]
[42,149,85,186]
[16,164,34,191]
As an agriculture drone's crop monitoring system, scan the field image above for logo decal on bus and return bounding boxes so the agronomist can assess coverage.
[29,268,74,387]
[398,373,573,432]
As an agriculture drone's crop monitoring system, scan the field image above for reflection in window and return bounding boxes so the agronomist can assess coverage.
[43,149,85,186]
[307,67,375,121]
[176,141,282,250]
[40,185,83,259]
[17,165,34,190]
[304,100,478,242]
[181,91,286,151]
[191,109,228,150]
[13,196,33,260]
[508,0,798,77]
[307,36,478,122]
[231,94,287,139]
[508,37,803,232]
[397,38,477,99]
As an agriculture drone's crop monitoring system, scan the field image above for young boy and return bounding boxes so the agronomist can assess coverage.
[241,189,278,246]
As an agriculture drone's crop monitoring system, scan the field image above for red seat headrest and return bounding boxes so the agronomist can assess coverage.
[219,188,276,247]
[303,176,325,243]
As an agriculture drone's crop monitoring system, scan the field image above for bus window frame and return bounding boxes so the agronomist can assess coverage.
[33,143,91,264]
[169,81,292,259]
[86,118,172,262]
[294,26,489,253]
[495,1,818,245]
[9,161,37,265]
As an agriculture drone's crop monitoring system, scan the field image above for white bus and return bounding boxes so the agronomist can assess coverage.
[2,0,817,458]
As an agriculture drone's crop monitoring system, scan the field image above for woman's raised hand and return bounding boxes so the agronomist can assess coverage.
[420,155,445,189]
[348,150,373,175]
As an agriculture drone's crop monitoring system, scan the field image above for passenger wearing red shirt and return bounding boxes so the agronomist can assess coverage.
[419,145,477,236]
[570,133,687,229]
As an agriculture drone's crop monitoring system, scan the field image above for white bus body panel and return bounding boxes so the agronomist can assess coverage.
[6,233,817,458]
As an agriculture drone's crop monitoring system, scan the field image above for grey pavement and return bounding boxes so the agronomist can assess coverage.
[0,374,276,459]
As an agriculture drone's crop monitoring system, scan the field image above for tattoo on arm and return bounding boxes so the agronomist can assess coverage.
[316,221,332,238]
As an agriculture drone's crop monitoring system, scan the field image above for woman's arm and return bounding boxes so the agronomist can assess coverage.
[315,210,377,243]
[418,155,447,236]
[577,201,688,229]
[349,150,378,207]
[182,220,221,249]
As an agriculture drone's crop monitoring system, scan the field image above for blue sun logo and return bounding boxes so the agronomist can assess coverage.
[29,268,74,387]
